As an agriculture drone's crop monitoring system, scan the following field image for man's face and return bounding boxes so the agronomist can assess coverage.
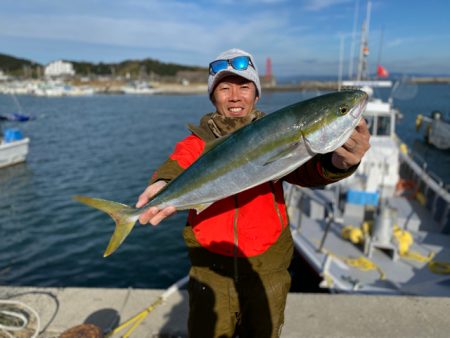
[212,76,258,117]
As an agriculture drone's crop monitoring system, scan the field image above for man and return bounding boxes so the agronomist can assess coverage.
[137,48,370,337]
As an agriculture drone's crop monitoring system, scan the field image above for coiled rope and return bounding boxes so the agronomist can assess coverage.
[0,300,40,338]
[341,223,450,275]
[320,246,386,281]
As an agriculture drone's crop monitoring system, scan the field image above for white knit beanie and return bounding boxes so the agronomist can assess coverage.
[208,48,261,99]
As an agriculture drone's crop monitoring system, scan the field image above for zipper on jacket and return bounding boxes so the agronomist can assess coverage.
[270,182,285,228]
[233,195,239,282]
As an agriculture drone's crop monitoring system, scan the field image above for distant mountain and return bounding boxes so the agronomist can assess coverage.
[0,52,207,78]
[68,58,206,78]
[2,52,448,81]
[0,53,41,77]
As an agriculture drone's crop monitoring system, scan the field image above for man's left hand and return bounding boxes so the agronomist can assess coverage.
[331,119,371,170]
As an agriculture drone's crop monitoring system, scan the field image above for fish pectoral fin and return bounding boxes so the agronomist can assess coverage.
[263,142,299,166]
[193,202,213,214]
[202,135,230,154]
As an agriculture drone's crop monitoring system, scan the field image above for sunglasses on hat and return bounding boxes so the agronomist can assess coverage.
[209,56,255,75]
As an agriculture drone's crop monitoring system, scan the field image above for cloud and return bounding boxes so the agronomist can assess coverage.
[0,3,328,69]
[217,0,287,4]
[303,0,352,11]
[1,0,449,76]
[386,38,413,48]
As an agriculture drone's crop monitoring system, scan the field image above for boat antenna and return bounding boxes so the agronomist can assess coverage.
[11,94,24,115]
[338,33,345,91]
[348,0,359,80]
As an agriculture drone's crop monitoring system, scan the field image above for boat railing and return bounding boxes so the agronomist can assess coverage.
[428,170,446,189]
[394,132,449,191]
[401,148,447,190]
[398,150,450,231]
[286,185,337,252]
[409,151,428,171]
[415,153,445,188]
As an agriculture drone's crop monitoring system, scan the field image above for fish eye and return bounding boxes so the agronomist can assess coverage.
[338,105,349,115]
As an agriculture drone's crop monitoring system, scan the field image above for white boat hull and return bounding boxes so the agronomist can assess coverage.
[0,138,30,168]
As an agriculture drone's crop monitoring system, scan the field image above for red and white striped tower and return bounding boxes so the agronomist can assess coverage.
[265,57,272,81]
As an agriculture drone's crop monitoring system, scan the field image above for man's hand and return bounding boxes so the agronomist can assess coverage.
[136,181,176,225]
[331,119,370,170]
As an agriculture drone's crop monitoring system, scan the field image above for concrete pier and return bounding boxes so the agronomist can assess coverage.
[1,285,449,337]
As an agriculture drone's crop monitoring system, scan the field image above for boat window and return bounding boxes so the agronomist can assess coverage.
[364,116,391,136]
[365,116,373,132]
[377,116,391,136]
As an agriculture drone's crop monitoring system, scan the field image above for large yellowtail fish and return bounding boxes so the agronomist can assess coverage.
[74,90,368,257]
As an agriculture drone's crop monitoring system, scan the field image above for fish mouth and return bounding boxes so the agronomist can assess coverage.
[350,92,368,119]
[337,95,367,150]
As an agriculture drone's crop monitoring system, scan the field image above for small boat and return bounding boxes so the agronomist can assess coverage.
[416,111,450,150]
[0,112,32,122]
[0,128,30,168]
[121,81,160,95]
[0,94,31,168]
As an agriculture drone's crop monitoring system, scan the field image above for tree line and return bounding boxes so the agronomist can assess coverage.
[0,53,206,78]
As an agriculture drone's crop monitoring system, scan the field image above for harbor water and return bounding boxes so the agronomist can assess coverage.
[0,84,449,289]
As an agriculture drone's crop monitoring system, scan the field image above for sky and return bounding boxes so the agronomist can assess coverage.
[1,0,450,77]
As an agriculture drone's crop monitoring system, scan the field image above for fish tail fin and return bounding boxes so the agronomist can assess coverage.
[73,195,138,257]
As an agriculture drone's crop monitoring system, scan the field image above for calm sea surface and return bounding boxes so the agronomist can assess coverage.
[0,84,449,288]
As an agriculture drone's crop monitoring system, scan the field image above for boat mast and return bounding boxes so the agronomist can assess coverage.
[348,0,359,80]
[357,0,371,81]
[338,34,345,91]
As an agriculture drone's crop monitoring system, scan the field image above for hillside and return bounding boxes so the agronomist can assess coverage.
[0,53,40,77]
[0,53,206,78]
[69,58,206,77]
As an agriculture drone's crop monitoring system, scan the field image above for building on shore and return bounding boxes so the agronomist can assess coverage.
[0,70,9,81]
[44,60,75,78]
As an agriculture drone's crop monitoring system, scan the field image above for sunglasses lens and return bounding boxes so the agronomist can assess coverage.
[231,56,250,70]
[210,60,228,74]
[209,56,252,75]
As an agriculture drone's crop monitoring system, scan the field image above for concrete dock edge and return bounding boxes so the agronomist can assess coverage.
[1,286,449,337]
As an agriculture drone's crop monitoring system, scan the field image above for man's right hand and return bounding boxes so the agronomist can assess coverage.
[136,181,176,225]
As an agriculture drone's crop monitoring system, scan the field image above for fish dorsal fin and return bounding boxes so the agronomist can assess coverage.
[263,142,300,166]
[202,135,231,154]
[187,122,231,154]
[187,123,215,142]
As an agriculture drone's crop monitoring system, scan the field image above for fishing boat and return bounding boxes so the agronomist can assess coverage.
[0,128,30,168]
[286,1,450,296]
[415,111,450,150]
[0,96,30,167]
[121,81,160,95]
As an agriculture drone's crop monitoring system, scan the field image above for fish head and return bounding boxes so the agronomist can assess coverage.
[302,89,368,154]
